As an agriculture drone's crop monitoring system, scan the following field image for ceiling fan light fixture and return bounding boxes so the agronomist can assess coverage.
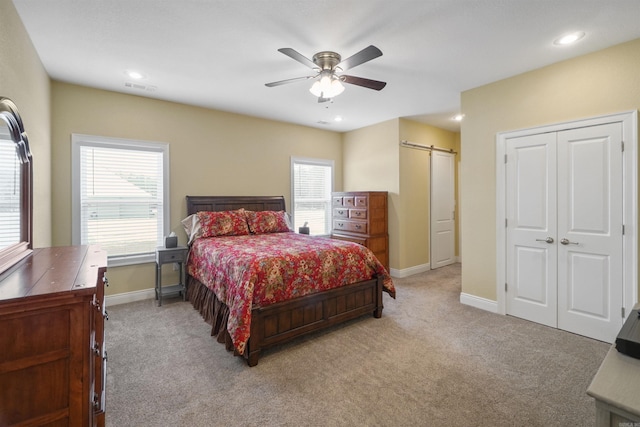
[310,75,345,98]
[267,46,385,98]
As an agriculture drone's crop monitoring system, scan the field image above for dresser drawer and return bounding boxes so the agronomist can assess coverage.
[354,196,368,208]
[156,248,187,264]
[343,197,355,208]
[333,207,349,218]
[332,196,344,206]
[331,234,366,246]
[349,208,367,219]
[333,219,367,234]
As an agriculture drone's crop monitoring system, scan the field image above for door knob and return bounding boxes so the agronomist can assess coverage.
[560,238,579,245]
[536,237,554,244]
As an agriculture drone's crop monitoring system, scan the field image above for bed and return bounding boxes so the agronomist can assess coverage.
[184,195,395,366]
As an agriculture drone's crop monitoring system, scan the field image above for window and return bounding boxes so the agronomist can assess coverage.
[72,134,169,266]
[290,157,333,236]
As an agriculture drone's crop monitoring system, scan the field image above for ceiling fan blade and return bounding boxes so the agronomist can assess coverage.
[340,75,387,91]
[278,48,318,69]
[265,75,315,87]
[337,45,383,71]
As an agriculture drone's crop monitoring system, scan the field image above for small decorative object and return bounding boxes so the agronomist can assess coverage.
[615,308,640,359]
[299,222,310,235]
[165,232,177,248]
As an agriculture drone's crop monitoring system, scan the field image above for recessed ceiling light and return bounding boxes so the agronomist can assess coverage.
[553,31,585,46]
[334,116,343,122]
[451,114,465,122]
[125,70,146,80]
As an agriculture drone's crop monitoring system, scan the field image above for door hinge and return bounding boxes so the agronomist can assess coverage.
[504,154,508,164]
[505,283,508,292]
[622,224,625,235]
[505,218,508,228]
[622,141,625,152]
[622,307,626,318]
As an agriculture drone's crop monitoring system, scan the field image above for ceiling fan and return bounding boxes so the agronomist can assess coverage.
[265,45,387,103]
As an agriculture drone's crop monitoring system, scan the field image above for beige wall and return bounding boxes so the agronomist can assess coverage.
[0,0,52,247]
[343,117,459,272]
[51,82,343,295]
[399,119,459,269]
[343,119,400,268]
[460,37,640,301]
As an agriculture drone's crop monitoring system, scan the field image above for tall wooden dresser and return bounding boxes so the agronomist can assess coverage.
[331,191,389,271]
[0,245,108,427]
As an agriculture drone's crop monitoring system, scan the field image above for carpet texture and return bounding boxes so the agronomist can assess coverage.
[104,264,608,426]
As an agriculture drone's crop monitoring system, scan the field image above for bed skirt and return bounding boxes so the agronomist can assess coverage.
[186,275,235,352]
[186,273,384,366]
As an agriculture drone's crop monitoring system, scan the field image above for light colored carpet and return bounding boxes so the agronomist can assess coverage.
[104,263,609,426]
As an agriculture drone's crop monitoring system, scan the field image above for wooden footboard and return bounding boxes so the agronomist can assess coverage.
[244,275,384,366]
[188,273,384,366]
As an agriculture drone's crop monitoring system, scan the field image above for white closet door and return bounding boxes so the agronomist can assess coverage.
[506,132,558,327]
[430,151,456,269]
[556,123,624,342]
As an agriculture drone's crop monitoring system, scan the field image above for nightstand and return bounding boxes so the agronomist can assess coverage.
[155,246,188,306]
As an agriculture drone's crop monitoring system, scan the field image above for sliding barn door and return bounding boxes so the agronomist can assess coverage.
[430,151,456,269]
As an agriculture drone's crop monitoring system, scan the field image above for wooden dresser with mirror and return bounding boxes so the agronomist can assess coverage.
[0,98,108,426]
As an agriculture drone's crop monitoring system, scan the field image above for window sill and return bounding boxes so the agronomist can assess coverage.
[107,253,155,267]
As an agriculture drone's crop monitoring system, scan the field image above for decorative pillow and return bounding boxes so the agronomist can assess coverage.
[245,210,292,234]
[181,213,202,245]
[196,209,250,238]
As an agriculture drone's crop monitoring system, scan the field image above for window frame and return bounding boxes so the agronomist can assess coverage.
[71,134,170,266]
[290,156,334,236]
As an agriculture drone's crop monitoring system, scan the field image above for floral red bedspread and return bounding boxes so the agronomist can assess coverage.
[187,232,395,355]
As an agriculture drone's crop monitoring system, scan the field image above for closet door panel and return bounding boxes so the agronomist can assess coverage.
[506,133,557,327]
[557,123,623,342]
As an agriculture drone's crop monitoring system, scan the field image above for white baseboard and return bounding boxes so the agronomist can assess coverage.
[389,262,430,278]
[106,263,467,305]
[106,288,155,306]
[460,292,498,313]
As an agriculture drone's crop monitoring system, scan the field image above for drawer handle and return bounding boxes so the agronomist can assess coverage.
[93,343,101,356]
[338,210,344,215]
[103,275,109,287]
[103,310,109,321]
[93,393,101,411]
[354,212,361,216]
[355,225,362,229]
[337,223,344,227]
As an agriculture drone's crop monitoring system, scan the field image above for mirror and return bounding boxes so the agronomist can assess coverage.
[0,124,21,250]
[0,97,33,274]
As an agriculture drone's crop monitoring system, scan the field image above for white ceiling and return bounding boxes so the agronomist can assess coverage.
[11,0,640,133]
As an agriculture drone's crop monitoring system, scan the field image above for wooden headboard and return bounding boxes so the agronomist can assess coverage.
[186,195,286,215]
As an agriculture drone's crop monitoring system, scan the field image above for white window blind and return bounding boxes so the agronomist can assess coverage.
[0,136,20,250]
[72,135,169,265]
[291,157,333,235]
